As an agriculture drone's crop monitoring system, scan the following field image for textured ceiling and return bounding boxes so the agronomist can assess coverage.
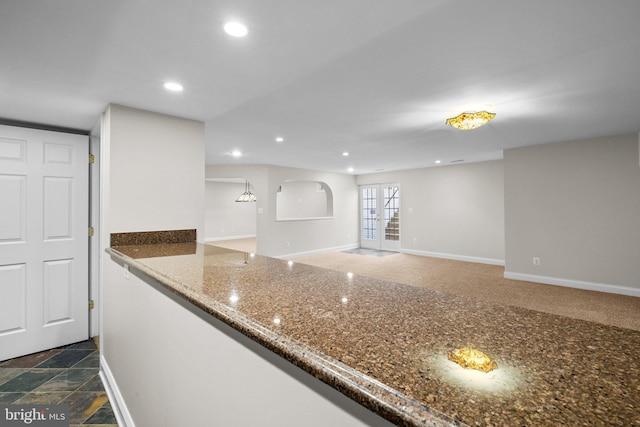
[2,0,640,173]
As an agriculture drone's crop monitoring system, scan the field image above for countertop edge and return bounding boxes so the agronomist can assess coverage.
[106,247,465,427]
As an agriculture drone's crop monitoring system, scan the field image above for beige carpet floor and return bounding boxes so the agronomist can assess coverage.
[208,239,640,331]
[207,238,256,253]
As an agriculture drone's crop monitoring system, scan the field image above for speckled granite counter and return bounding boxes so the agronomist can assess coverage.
[108,243,640,427]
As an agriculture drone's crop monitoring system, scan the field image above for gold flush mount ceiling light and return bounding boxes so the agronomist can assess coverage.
[448,347,497,373]
[446,111,496,130]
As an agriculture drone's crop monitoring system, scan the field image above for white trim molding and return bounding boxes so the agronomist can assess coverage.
[504,271,640,297]
[401,248,505,266]
[100,355,135,427]
[276,244,360,260]
[205,234,256,242]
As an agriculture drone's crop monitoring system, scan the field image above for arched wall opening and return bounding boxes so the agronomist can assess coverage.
[276,180,333,221]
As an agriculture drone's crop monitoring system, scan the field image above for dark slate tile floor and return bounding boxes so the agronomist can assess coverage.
[0,339,118,426]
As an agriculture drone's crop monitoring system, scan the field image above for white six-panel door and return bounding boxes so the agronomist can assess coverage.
[0,125,89,361]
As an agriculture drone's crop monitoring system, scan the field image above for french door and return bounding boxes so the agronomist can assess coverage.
[360,184,400,251]
[0,125,89,361]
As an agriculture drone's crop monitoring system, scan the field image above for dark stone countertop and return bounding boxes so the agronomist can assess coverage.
[108,243,640,427]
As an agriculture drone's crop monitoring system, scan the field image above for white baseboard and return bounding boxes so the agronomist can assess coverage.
[400,248,505,266]
[205,234,256,242]
[276,243,360,260]
[100,355,135,427]
[504,271,640,297]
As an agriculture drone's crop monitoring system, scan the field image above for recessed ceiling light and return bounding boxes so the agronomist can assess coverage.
[435,160,441,164]
[275,137,284,143]
[342,152,349,157]
[163,82,183,92]
[224,22,248,37]
[348,167,354,173]
[231,150,242,157]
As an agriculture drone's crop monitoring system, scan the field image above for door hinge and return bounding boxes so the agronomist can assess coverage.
[89,153,95,164]
[89,227,94,237]
[89,300,95,310]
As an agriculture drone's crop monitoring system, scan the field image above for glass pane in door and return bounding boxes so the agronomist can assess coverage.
[383,186,400,242]
[362,187,377,241]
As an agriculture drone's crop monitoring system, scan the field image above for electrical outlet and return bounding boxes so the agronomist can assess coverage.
[533,257,541,266]
[123,263,130,279]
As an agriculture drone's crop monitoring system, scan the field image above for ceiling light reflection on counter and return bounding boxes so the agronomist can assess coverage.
[424,352,520,393]
[448,347,497,373]
[446,111,495,130]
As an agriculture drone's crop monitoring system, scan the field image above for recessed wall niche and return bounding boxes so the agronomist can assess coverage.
[276,180,333,221]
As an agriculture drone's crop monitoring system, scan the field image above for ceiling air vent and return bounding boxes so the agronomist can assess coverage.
[450,159,465,163]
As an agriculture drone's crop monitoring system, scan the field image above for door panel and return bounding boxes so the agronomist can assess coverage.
[360,184,400,251]
[0,174,26,243]
[0,264,26,335]
[44,177,73,239]
[0,125,89,361]
[43,259,74,325]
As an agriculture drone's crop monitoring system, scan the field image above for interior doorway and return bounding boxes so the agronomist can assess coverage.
[204,177,258,251]
[359,184,400,251]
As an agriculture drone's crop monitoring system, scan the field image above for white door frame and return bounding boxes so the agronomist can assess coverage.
[359,183,401,251]
[89,120,101,338]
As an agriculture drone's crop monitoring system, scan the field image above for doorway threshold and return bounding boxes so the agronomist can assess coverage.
[341,248,398,257]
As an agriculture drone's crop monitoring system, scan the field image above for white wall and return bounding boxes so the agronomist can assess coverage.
[205,138,640,295]
[106,104,205,240]
[205,164,358,258]
[357,160,505,263]
[265,166,357,257]
[102,256,393,427]
[504,133,640,292]
[100,104,206,424]
[205,180,257,240]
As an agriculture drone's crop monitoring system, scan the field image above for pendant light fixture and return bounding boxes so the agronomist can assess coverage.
[235,180,257,202]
